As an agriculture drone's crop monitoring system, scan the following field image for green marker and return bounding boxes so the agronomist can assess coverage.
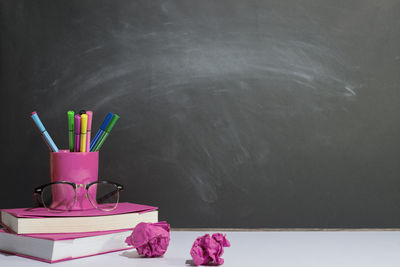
[67,111,75,152]
[93,114,120,151]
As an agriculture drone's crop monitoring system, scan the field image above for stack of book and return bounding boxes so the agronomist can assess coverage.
[0,202,158,263]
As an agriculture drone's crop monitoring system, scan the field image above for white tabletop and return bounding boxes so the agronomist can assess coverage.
[1,230,400,267]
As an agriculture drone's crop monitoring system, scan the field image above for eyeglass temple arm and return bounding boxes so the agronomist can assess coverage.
[33,193,44,207]
[96,189,120,203]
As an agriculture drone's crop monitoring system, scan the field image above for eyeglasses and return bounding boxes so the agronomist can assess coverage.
[33,180,124,212]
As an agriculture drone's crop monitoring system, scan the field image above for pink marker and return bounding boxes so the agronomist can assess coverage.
[74,115,81,152]
[86,111,93,152]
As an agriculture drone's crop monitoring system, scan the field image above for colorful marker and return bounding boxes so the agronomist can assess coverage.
[86,111,93,152]
[80,114,88,152]
[30,111,59,152]
[74,115,81,152]
[90,112,113,151]
[93,114,120,151]
[67,111,75,152]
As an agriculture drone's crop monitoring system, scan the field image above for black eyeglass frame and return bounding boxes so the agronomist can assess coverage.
[33,180,124,212]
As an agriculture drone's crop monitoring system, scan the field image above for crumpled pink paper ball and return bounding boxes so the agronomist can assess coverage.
[125,221,170,257]
[190,233,231,265]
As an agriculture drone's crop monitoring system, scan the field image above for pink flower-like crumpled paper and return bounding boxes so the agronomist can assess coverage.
[125,221,170,257]
[190,233,231,266]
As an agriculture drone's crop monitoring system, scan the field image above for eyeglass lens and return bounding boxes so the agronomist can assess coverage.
[87,182,120,211]
[41,183,76,212]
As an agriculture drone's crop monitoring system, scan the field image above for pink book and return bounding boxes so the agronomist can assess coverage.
[0,228,135,263]
[0,202,158,234]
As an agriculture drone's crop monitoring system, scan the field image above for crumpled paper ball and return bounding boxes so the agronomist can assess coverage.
[190,233,231,265]
[125,221,170,257]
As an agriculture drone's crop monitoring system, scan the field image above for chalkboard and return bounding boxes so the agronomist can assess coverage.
[1,0,400,228]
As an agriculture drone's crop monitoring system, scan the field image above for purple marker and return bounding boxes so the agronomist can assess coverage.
[74,115,81,152]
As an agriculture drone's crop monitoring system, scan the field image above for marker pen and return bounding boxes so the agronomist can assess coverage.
[80,114,88,152]
[67,111,75,152]
[30,111,59,152]
[74,115,81,152]
[93,114,120,151]
[90,112,113,151]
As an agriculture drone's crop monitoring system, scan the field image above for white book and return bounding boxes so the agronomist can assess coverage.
[0,228,135,263]
[0,202,158,234]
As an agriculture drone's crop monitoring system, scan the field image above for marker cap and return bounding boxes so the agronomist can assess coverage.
[86,111,93,131]
[100,112,114,130]
[31,112,45,133]
[67,111,75,131]
[81,114,88,133]
[74,115,81,134]
[105,114,120,133]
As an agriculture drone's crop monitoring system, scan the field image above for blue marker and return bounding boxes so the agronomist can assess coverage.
[90,112,113,151]
[30,111,59,152]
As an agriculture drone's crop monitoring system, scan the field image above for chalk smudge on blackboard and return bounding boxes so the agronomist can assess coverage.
[344,85,356,96]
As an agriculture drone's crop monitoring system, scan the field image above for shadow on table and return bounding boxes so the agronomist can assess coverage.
[0,251,14,257]
[185,259,196,266]
[120,251,187,265]
[120,251,171,260]
[120,251,142,259]
[186,259,219,266]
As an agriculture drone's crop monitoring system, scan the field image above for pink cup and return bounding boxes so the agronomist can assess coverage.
[50,150,99,210]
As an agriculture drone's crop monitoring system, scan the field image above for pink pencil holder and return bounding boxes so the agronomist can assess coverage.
[50,150,99,210]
